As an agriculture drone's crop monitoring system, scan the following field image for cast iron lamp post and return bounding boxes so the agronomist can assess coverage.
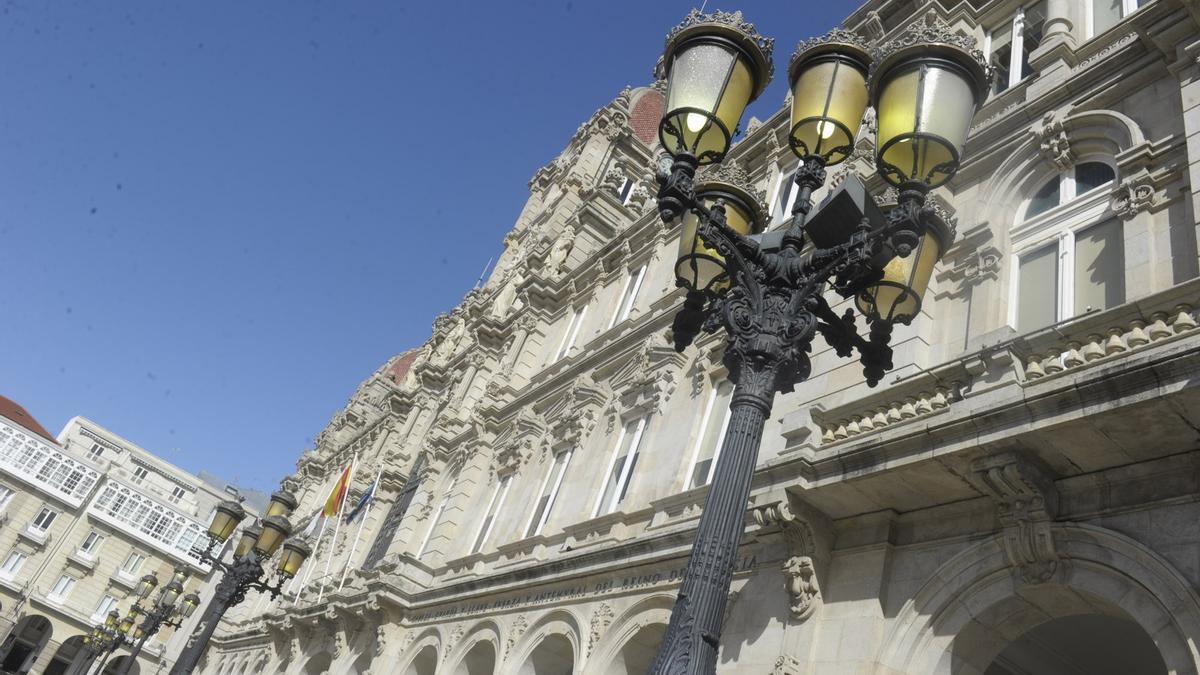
[650,10,989,675]
[64,610,120,675]
[109,568,201,675]
[168,489,312,675]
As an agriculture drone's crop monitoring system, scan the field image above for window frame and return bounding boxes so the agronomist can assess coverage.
[471,473,512,554]
[769,165,801,225]
[984,1,1047,94]
[618,177,636,205]
[79,530,104,557]
[121,550,146,576]
[524,448,573,538]
[608,264,648,329]
[553,305,589,363]
[1008,160,1120,331]
[416,473,460,558]
[1085,0,1143,39]
[683,380,734,490]
[0,551,27,577]
[592,414,650,518]
[132,466,149,482]
[31,506,58,533]
[48,574,77,601]
[0,485,14,513]
[93,594,120,620]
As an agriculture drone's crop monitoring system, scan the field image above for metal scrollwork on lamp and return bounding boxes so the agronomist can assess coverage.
[649,11,989,675]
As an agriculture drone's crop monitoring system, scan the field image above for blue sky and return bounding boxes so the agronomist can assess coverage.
[0,1,853,492]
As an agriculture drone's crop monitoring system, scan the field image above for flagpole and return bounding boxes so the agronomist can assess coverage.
[317,452,357,604]
[338,467,382,592]
[291,515,326,603]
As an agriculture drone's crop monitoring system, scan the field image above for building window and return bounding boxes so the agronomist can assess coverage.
[771,166,800,224]
[30,507,57,533]
[986,1,1047,95]
[48,574,76,602]
[594,415,650,517]
[0,551,27,578]
[78,531,104,557]
[525,449,573,538]
[1012,161,1120,332]
[553,305,589,363]
[416,474,460,558]
[618,177,635,205]
[169,486,186,503]
[1087,0,1146,38]
[685,380,734,489]
[94,594,120,619]
[132,466,149,482]
[121,551,146,576]
[0,486,14,513]
[471,474,512,554]
[608,264,648,328]
[87,443,105,461]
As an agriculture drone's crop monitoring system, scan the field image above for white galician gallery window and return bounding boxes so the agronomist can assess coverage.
[594,414,651,517]
[1086,0,1147,38]
[609,264,647,328]
[985,1,1047,95]
[685,379,734,490]
[525,448,573,538]
[1009,161,1121,333]
[471,473,512,554]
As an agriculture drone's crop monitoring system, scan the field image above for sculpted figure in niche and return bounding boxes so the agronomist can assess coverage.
[492,267,527,318]
[547,230,575,278]
[782,555,821,621]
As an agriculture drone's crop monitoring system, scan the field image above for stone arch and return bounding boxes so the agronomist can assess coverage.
[876,523,1200,674]
[45,635,86,675]
[0,614,53,675]
[304,652,333,675]
[588,595,674,675]
[395,627,442,673]
[403,644,439,675]
[102,656,140,675]
[346,649,373,675]
[446,621,502,675]
[504,609,585,675]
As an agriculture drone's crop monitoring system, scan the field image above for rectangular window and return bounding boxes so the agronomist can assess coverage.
[122,551,146,575]
[618,177,635,205]
[686,381,735,489]
[132,466,149,482]
[0,551,27,577]
[1017,244,1059,332]
[1088,0,1144,37]
[48,574,76,601]
[87,443,105,460]
[553,306,589,362]
[94,594,120,618]
[170,486,186,503]
[31,507,57,533]
[79,531,104,557]
[772,167,799,224]
[1074,218,1124,315]
[609,264,647,328]
[525,449,573,538]
[1015,219,1125,332]
[471,474,512,553]
[416,475,459,558]
[594,415,650,517]
[987,1,1047,94]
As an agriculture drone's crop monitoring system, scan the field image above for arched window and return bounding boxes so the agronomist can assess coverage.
[1010,160,1122,332]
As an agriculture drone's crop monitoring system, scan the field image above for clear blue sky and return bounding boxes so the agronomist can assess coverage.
[0,1,854,493]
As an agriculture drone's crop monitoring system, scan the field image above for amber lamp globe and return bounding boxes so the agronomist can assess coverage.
[253,515,292,557]
[266,488,298,519]
[658,9,774,164]
[208,500,246,542]
[787,30,872,165]
[277,539,312,579]
[856,203,954,324]
[675,163,766,294]
[870,23,989,188]
[234,523,262,559]
[105,610,120,629]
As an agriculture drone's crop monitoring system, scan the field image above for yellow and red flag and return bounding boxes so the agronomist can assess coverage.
[323,464,353,516]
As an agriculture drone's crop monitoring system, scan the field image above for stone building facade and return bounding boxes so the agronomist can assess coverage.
[0,400,254,675]
[200,0,1200,673]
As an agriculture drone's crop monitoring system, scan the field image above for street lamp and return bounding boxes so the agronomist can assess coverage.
[651,11,988,675]
[110,568,200,675]
[168,489,311,675]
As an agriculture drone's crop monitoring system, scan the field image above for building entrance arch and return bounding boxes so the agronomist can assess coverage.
[44,634,87,675]
[877,523,1200,674]
[103,655,140,675]
[982,612,1166,674]
[0,614,53,674]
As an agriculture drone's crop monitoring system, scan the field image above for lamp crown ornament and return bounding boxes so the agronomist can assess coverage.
[789,27,873,74]
[696,162,768,218]
[660,8,775,91]
[866,12,991,98]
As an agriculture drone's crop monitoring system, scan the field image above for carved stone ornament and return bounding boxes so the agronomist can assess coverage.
[947,245,1002,285]
[610,343,687,417]
[782,556,821,621]
[1037,109,1075,171]
[751,495,832,623]
[970,452,1060,584]
[444,623,466,661]
[494,408,545,476]
[774,655,805,675]
[506,614,529,656]
[588,602,614,655]
[1111,170,1158,219]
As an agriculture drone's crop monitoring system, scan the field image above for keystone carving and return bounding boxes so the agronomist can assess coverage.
[1037,109,1074,171]
[751,494,832,622]
[970,452,1060,584]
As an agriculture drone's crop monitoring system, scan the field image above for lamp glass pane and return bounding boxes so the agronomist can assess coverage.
[877,64,975,185]
[1074,217,1124,314]
[856,231,941,322]
[663,43,753,160]
[1017,244,1059,331]
[790,60,867,163]
[254,524,285,555]
[674,196,755,294]
[234,529,258,558]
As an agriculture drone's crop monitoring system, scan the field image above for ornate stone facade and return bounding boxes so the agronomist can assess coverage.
[200,2,1200,674]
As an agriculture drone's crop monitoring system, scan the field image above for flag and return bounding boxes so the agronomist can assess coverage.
[323,464,353,516]
[300,512,323,539]
[344,476,378,524]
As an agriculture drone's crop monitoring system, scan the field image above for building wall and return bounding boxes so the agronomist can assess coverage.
[200,1,1200,674]
[0,414,254,675]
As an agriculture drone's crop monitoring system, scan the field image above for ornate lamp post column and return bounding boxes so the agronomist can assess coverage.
[111,569,201,675]
[168,490,312,675]
[649,11,989,675]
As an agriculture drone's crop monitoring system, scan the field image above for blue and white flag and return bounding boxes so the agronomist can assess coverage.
[344,477,378,524]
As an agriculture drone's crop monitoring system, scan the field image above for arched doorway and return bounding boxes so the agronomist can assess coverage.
[304,652,332,674]
[518,633,573,675]
[0,615,53,674]
[404,645,438,675]
[102,655,140,675]
[44,635,87,675]
[605,623,666,675]
[452,640,496,675]
[983,614,1167,674]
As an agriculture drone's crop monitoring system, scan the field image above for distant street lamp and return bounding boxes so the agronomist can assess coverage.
[110,568,201,675]
[650,10,988,675]
[168,489,311,675]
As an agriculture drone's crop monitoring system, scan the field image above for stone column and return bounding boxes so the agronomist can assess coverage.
[27,637,61,675]
[1027,0,1079,98]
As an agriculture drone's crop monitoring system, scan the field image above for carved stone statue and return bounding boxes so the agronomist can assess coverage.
[782,555,821,621]
[547,231,574,278]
